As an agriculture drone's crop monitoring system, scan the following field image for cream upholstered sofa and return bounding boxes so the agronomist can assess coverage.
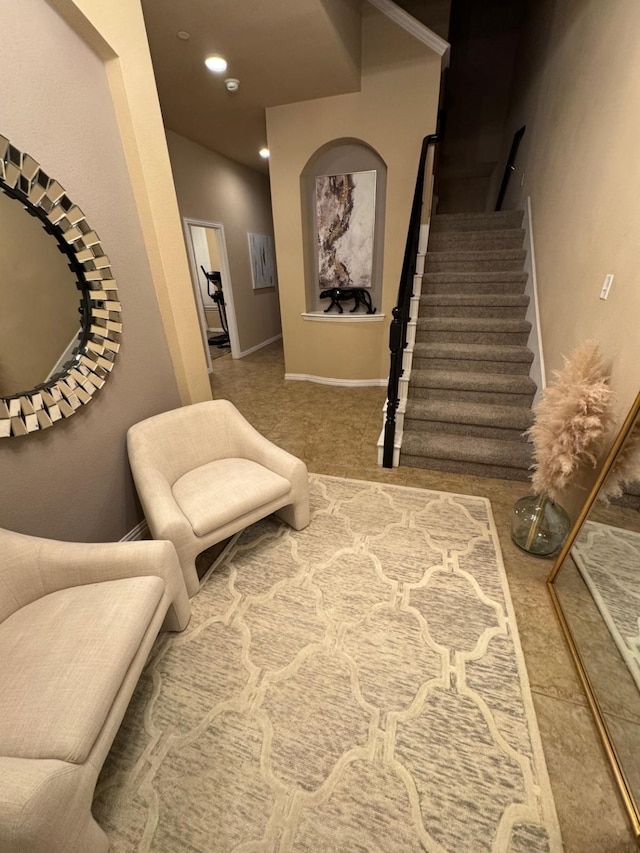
[127,399,310,597]
[0,529,191,853]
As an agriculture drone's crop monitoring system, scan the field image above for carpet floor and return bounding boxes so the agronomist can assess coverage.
[93,475,562,852]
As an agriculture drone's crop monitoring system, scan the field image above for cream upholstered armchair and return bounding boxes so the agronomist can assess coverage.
[0,529,190,853]
[127,400,310,597]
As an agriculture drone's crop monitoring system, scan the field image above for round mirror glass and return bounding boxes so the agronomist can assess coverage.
[0,135,121,438]
[0,189,84,397]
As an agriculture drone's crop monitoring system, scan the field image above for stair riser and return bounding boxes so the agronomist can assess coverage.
[400,454,531,481]
[430,212,524,232]
[409,387,535,407]
[416,330,531,346]
[422,280,527,296]
[403,418,527,441]
[421,305,528,319]
[429,233,524,252]
[426,258,526,273]
[411,356,532,375]
[611,494,640,510]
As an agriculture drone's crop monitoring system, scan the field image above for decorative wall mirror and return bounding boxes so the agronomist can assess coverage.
[548,391,640,844]
[0,135,121,437]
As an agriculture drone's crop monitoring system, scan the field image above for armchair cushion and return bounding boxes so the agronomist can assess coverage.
[172,458,291,536]
[0,575,164,764]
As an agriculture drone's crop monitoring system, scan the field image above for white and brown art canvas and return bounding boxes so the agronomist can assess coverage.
[248,233,277,290]
[316,170,376,290]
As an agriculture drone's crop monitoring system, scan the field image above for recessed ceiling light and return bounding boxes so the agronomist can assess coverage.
[259,148,270,159]
[177,31,190,40]
[205,55,228,74]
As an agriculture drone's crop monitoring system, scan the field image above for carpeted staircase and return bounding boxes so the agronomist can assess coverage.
[611,480,640,511]
[401,210,536,481]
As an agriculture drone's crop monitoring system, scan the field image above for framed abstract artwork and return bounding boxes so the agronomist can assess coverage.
[248,233,277,289]
[315,170,376,290]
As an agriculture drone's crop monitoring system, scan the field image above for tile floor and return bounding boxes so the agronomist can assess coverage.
[210,341,637,852]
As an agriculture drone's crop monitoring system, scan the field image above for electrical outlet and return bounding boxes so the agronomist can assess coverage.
[600,274,614,300]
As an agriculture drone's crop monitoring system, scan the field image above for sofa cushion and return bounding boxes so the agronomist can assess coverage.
[172,457,291,536]
[0,575,164,763]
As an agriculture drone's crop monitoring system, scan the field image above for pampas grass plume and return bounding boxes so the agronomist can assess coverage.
[526,341,614,502]
[601,424,640,500]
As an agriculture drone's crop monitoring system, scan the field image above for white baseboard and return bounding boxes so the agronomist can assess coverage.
[523,197,546,405]
[301,312,386,323]
[235,333,282,359]
[120,520,149,541]
[285,373,387,387]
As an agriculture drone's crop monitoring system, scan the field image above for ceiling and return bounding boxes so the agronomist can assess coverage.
[141,0,365,174]
[141,0,451,175]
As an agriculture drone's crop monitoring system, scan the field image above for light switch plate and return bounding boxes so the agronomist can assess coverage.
[600,274,614,300]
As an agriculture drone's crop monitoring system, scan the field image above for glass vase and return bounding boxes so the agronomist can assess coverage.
[510,493,571,557]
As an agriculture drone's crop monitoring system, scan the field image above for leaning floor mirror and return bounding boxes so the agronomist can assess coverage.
[548,391,640,844]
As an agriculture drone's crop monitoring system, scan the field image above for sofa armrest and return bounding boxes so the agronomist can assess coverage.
[128,465,195,547]
[0,532,190,629]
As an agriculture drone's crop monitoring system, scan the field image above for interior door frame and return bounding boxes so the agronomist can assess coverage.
[182,217,240,361]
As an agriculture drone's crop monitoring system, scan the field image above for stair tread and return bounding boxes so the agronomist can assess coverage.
[430,211,524,232]
[427,248,526,261]
[414,342,534,362]
[406,398,534,429]
[424,271,528,283]
[420,294,529,306]
[431,227,524,237]
[401,431,532,468]
[410,369,537,393]
[418,317,531,331]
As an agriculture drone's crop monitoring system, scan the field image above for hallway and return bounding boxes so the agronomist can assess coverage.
[210,341,637,852]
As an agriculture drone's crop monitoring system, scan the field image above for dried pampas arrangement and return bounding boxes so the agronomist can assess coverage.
[601,423,640,501]
[526,340,615,502]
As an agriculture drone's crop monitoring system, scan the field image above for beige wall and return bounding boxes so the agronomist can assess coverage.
[266,6,442,381]
[500,0,640,430]
[0,191,80,396]
[51,0,211,406]
[0,0,184,541]
[167,131,282,355]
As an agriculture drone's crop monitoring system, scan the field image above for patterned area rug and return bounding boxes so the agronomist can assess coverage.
[572,520,640,692]
[94,475,562,852]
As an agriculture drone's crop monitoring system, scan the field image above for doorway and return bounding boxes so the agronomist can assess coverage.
[183,218,240,369]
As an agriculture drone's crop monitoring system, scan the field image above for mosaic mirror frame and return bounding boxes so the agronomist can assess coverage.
[0,135,121,437]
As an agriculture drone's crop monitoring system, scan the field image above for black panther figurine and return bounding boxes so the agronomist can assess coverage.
[319,287,376,314]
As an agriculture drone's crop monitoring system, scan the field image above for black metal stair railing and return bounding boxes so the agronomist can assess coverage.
[382,129,442,468]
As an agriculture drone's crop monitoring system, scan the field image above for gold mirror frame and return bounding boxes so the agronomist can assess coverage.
[548,391,640,844]
[0,135,121,437]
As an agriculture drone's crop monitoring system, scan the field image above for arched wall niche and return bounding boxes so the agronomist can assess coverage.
[300,138,387,315]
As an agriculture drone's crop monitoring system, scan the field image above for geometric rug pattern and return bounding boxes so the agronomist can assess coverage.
[573,519,640,693]
[93,475,562,852]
